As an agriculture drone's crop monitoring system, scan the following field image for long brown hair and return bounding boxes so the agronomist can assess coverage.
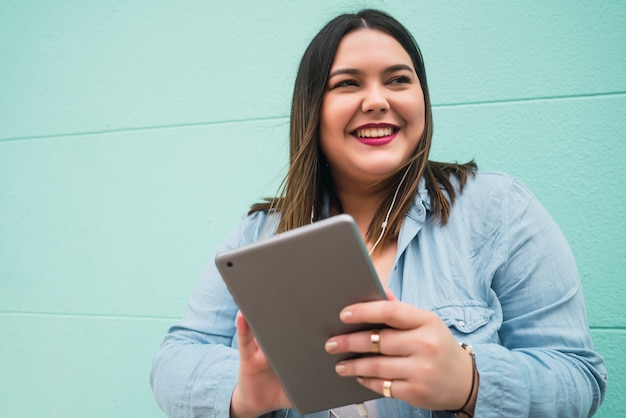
[250,9,476,250]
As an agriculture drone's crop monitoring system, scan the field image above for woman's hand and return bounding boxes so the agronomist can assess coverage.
[324,293,476,413]
[230,312,292,418]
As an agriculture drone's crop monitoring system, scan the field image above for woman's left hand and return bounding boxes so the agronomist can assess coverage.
[324,292,476,412]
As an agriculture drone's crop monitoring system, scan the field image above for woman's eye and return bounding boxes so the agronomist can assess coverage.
[389,75,412,84]
[332,79,359,89]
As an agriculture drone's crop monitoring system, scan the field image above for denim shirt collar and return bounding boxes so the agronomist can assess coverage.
[397,177,429,260]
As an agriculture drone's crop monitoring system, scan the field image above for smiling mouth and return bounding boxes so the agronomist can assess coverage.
[352,126,398,138]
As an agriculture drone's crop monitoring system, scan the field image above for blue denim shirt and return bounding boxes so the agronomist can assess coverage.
[151,172,607,417]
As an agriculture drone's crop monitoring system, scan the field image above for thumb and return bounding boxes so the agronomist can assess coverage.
[236,311,257,361]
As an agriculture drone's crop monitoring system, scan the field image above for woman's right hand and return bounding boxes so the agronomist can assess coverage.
[230,312,292,418]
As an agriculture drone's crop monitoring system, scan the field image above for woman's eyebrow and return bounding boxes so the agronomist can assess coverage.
[328,64,414,79]
[328,68,360,78]
[384,64,414,74]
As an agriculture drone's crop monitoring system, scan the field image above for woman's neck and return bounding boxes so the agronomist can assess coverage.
[331,185,387,237]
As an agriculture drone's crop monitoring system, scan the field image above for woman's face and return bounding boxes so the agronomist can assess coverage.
[319,29,425,187]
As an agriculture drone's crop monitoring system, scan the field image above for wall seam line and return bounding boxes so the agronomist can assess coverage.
[2,91,625,143]
[0,116,290,143]
[1,311,625,330]
[435,90,626,109]
[0,311,179,321]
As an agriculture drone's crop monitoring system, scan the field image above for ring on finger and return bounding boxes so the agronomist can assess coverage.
[383,379,393,398]
[370,330,381,353]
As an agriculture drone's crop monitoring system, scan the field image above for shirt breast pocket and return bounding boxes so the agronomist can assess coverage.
[432,302,495,336]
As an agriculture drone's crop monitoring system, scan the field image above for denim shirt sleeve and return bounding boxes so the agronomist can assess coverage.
[150,212,273,418]
[471,178,607,417]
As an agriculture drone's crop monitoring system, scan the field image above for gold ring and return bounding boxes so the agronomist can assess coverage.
[383,379,393,398]
[370,330,381,353]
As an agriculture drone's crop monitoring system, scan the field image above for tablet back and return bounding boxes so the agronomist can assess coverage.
[215,214,385,414]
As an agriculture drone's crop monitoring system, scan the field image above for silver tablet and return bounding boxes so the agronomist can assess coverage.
[215,214,386,414]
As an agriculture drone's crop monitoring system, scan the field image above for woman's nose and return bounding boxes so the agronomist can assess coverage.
[361,84,390,113]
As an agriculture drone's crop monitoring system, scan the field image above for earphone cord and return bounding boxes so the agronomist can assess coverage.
[367,163,413,256]
[311,163,413,256]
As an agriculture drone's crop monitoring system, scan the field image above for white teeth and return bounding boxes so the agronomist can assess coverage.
[355,127,394,138]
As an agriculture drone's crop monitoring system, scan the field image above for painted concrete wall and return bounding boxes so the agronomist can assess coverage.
[1,1,624,416]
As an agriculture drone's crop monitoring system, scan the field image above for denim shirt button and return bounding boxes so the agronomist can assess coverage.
[458,320,466,328]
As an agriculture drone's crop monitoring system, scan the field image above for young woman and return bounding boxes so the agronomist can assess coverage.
[151,9,607,418]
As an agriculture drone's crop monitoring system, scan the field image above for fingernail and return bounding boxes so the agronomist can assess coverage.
[325,340,338,353]
[340,309,353,321]
[335,362,346,375]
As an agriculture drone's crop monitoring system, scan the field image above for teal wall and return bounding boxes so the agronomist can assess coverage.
[1,1,624,416]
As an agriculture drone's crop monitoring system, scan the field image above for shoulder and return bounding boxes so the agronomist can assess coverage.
[454,170,541,207]
[440,171,548,237]
[447,171,559,246]
[458,171,547,218]
[216,210,280,253]
[449,171,517,213]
